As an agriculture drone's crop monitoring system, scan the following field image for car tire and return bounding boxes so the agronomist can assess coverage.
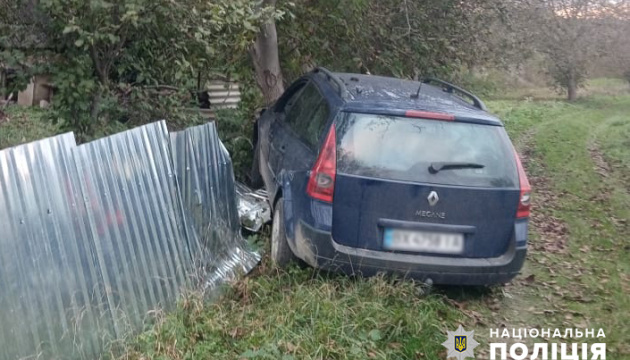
[249,143,264,188]
[271,200,298,267]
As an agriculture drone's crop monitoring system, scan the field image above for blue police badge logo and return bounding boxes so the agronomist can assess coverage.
[442,325,479,360]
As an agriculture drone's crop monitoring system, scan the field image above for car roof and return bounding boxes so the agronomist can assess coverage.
[315,72,503,126]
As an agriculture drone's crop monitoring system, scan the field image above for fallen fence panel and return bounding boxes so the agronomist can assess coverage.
[170,123,260,290]
[0,121,259,359]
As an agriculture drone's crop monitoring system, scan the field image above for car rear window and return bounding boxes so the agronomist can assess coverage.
[335,112,518,188]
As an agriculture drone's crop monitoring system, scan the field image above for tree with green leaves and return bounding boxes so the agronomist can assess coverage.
[2,0,280,135]
[248,0,516,103]
[511,0,628,100]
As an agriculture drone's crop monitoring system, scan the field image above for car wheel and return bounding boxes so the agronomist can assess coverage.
[249,143,264,188]
[271,200,298,267]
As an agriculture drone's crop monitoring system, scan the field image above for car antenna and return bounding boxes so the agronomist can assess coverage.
[411,83,422,99]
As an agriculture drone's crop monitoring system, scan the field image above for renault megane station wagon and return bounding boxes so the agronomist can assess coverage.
[250,67,531,285]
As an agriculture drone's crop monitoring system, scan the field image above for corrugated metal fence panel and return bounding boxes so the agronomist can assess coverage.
[170,123,260,290]
[207,81,240,110]
[0,121,259,359]
[70,121,194,338]
[0,133,104,359]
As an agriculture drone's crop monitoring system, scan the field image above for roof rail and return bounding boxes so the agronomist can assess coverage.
[421,77,487,111]
[314,67,350,99]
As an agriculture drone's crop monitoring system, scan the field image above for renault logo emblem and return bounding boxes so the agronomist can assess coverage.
[428,191,439,206]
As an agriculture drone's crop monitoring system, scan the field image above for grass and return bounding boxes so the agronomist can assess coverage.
[118,267,464,359]
[490,77,630,101]
[530,96,630,349]
[0,105,129,149]
[2,80,630,359]
[597,111,630,175]
[0,106,59,149]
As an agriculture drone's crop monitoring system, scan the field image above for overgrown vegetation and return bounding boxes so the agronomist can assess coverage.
[275,0,507,81]
[215,108,255,182]
[2,0,281,137]
[0,106,57,148]
[118,267,464,360]
[507,0,629,101]
[4,0,628,140]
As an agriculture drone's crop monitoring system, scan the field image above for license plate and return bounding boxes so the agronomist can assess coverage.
[383,228,464,254]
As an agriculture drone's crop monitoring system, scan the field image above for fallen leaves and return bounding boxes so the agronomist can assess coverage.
[588,142,611,178]
[528,176,570,254]
[445,298,486,326]
[517,132,571,254]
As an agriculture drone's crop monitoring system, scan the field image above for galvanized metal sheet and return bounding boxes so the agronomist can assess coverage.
[170,123,260,290]
[70,122,193,338]
[0,132,103,359]
[0,121,259,359]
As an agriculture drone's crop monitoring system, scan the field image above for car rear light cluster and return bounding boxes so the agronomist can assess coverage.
[307,126,337,203]
[514,150,531,218]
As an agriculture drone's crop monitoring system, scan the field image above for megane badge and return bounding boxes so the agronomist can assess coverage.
[428,191,439,206]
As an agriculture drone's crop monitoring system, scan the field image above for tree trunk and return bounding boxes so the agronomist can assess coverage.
[0,69,6,98]
[90,87,102,123]
[567,69,577,101]
[251,0,284,105]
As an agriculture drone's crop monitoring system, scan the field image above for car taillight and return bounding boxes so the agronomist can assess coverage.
[307,126,337,203]
[514,149,531,218]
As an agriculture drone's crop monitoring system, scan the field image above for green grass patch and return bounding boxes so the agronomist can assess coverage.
[488,99,575,143]
[528,99,630,354]
[0,106,59,149]
[0,105,130,149]
[597,113,630,175]
[120,269,463,360]
[488,77,630,101]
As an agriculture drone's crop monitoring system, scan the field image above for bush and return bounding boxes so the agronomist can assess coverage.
[3,0,279,137]
[452,70,501,98]
[215,108,254,183]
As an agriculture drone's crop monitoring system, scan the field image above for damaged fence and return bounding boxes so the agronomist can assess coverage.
[0,121,260,359]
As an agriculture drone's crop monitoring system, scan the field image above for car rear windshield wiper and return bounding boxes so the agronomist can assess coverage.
[428,162,485,174]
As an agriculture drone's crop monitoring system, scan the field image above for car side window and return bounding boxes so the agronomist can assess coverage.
[284,82,329,148]
[303,101,330,147]
[275,82,306,115]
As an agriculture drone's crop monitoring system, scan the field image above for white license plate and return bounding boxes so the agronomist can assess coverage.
[383,228,464,254]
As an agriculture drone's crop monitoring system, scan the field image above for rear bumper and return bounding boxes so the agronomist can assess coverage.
[292,220,527,286]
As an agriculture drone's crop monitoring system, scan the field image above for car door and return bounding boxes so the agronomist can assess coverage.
[280,82,331,173]
[275,81,333,235]
[259,80,308,196]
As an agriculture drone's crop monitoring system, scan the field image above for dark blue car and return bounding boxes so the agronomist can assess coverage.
[251,68,531,285]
